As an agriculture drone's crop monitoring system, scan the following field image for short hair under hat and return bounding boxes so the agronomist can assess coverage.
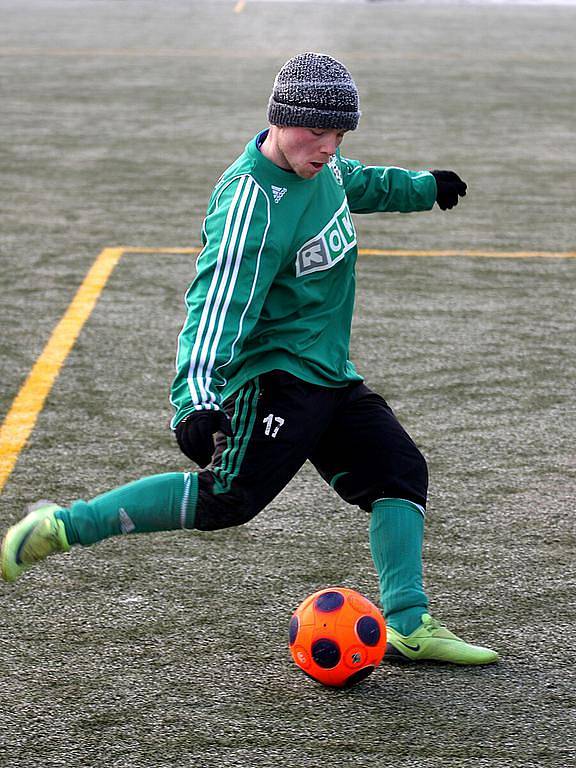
[267,52,361,131]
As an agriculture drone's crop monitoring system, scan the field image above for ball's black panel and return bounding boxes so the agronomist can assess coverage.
[356,615,381,646]
[289,615,299,646]
[343,666,375,688]
[315,591,345,613]
[311,638,341,669]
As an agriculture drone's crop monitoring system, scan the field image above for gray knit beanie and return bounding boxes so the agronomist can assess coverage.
[267,52,361,131]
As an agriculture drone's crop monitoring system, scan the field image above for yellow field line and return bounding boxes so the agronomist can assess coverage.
[0,243,574,493]
[358,248,576,259]
[122,246,576,259]
[0,247,124,494]
[121,246,201,254]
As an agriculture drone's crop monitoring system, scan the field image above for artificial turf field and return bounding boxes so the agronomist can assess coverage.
[1,0,575,765]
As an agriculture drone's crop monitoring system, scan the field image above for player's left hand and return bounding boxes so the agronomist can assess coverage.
[430,170,467,210]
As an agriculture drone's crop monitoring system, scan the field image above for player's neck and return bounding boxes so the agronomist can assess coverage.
[259,127,292,172]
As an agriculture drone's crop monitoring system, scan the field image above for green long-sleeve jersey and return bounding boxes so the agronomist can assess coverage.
[170,131,436,427]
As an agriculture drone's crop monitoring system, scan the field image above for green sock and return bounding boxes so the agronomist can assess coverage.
[56,472,198,546]
[370,498,428,636]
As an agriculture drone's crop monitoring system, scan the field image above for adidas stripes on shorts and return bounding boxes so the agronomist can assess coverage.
[194,370,428,530]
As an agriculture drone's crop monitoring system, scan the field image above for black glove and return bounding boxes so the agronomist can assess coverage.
[175,410,232,467]
[430,170,467,210]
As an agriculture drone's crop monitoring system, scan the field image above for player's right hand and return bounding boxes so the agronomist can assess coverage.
[175,410,232,467]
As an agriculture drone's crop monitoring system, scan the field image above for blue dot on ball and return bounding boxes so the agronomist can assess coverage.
[289,615,299,646]
[312,638,341,669]
[343,666,375,688]
[356,616,381,646]
[315,591,345,613]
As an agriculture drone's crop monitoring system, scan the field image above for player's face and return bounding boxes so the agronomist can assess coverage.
[275,126,347,179]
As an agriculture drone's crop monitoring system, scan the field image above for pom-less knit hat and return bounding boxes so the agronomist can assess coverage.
[267,52,361,131]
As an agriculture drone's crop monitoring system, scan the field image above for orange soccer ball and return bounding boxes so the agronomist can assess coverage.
[289,587,387,688]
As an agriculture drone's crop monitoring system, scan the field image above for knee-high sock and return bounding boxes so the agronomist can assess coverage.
[370,497,428,635]
[56,472,198,546]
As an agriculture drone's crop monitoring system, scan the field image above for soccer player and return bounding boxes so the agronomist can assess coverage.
[1,53,498,665]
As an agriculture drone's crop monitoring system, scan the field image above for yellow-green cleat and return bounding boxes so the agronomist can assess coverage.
[385,613,499,665]
[1,502,70,583]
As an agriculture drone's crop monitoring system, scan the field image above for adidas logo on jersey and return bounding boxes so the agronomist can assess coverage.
[271,185,287,204]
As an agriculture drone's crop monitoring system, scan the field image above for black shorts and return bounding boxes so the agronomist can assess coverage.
[194,371,428,531]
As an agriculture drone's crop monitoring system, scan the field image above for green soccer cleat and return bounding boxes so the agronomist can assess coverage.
[385,613,499,665]
[1,502,70,583]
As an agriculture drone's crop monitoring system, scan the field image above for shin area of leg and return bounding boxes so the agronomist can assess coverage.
[57,472,198,546]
